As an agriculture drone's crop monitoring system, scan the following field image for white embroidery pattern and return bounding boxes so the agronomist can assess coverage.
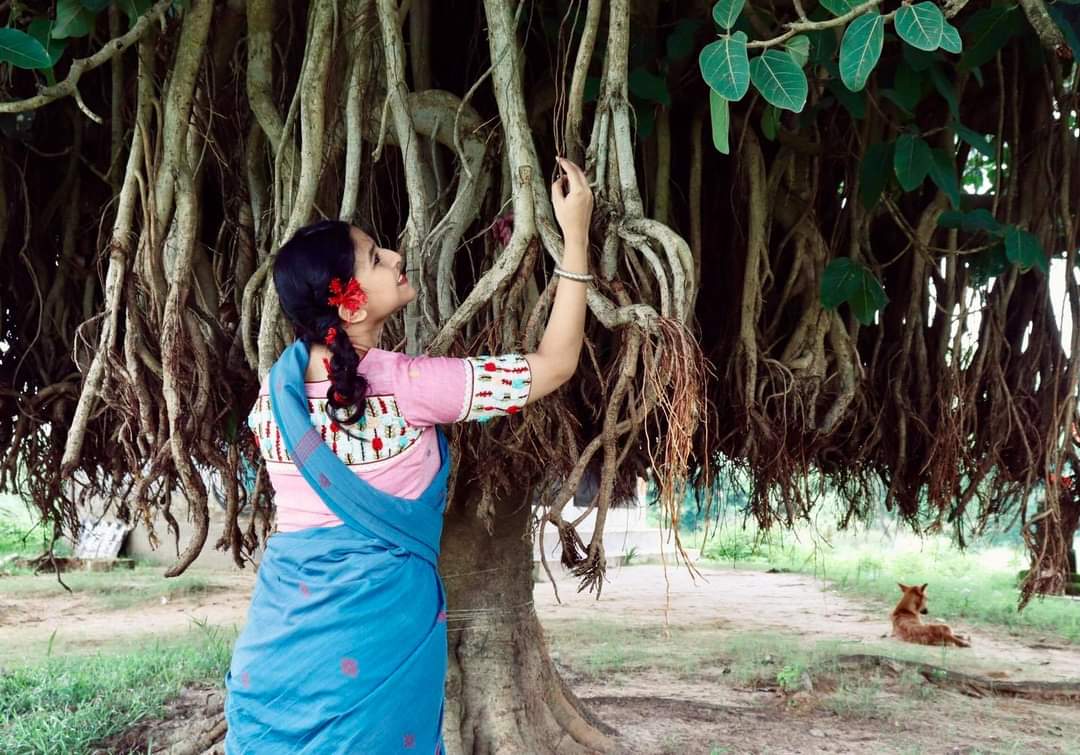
[462,355,532,423]
[248,394,423,466]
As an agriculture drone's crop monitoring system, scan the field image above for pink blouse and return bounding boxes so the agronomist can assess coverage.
[248,348,532,532]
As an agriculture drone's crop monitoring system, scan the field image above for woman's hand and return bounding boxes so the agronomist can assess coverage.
[551,156,594,242]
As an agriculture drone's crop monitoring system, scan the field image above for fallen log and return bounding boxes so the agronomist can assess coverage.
[834,654,1080,703]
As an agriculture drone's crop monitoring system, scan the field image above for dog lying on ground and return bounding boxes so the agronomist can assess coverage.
[891,583,971,647]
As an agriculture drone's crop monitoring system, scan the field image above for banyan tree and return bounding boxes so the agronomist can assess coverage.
[1,0,1078,751]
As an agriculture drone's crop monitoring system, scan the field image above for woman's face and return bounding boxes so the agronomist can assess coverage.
[349,226,414,320]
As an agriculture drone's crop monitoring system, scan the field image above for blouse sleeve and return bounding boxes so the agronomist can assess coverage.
[392,353,533,426]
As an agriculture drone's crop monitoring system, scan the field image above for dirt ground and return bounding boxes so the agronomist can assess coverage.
[4,560,1080,754]
[538,562,1080,682]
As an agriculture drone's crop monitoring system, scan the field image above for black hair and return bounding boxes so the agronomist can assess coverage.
[272,219,373,431]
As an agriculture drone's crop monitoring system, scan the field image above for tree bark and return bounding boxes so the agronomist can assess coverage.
[1027,490,1080,595]
[439,484,617,755]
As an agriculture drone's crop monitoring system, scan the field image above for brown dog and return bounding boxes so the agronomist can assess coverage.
[891,583,970,647]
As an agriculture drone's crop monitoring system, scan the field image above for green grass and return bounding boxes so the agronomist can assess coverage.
[0,493,67,561]
[545,616,990,685]
[0,566,229,610]
[0,622,234,755]
[697,526,1080,643]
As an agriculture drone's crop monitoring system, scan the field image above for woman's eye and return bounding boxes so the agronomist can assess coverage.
[374,254,381,265]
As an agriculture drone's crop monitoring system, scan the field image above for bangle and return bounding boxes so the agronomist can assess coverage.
[553,266,593,283]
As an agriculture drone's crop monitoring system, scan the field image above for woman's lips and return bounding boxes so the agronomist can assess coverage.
[398,271,408,285]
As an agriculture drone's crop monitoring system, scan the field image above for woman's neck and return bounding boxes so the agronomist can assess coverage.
[306,342,373,382]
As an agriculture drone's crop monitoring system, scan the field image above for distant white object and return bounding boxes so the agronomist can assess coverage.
[73,519,130,559]
[533,476,660,565]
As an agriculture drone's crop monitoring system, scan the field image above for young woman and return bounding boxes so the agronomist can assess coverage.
[224,156,593,753]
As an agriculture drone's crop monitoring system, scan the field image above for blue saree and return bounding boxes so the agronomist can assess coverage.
[225,339,449,754]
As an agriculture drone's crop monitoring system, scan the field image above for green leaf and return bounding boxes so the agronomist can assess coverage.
[968,243,1008,286]
[860,141,893,209]
[940,22,963,54]
[895,2,945,51]
[53,0,96,39]
[937,208,1003,235]
[27,19,68,67]
[712,0,747,30]
[117,0,153,25]
[848,269,890,325]
[880,90,915,117]
[902,43,939,71]
[666,19,701,61]
[960,7,1021,71]
[839,11,885,92]
[786,35,810,68]
[635,107,656,139]
[953,122,993,159]
[583,76,600,103]
[928,148,961,209]
[826,78,867,119]
[893,133,933,192]
[821,258,862,309]
[709,90,730,154]
[0,28,52,69]
[808,27,839,65]
[629,66,670,106]
[81,0,111,11]
[820,0,857,17]
[1004,226,1048,273]
[892,60,925,113]
[749,49,808,112]
[928,64,959,118]
[820,258,889,324]
[699,33,750,101]
[823,62,866,118]
[761,104,780,141]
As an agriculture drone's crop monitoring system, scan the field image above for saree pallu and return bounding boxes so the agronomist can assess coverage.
[225,339,449,754]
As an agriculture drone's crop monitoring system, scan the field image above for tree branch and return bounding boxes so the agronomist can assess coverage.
[0,0,172,116]
[1018,0,1069,55]
[746,0,887,49]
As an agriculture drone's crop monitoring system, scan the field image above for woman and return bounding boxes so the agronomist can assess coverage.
[225,156,593,754]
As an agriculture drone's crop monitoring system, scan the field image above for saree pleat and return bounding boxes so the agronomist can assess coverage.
[225,340,449,754]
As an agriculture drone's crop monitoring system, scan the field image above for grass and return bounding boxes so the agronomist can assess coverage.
[0,493,231,611]
[0,493,69,561]
[0,622,235,755]
[0,566,231,611]
[544,615,1014,734]
[694,524,1080,644]
[545,615,989,686]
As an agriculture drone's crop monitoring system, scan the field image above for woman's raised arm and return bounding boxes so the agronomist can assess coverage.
[523,156,593,404]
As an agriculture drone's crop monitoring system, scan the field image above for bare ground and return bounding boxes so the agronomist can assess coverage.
[537,562,1080,682]
[4,561,1080,754]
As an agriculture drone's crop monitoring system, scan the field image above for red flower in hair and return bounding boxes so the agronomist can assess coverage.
[325,326,338,345]
[327,277,367,312]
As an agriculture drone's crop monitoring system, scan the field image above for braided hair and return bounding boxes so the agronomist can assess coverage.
[272,219,373,431]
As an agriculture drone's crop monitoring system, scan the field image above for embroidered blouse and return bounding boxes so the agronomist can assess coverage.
[248,348,532,532]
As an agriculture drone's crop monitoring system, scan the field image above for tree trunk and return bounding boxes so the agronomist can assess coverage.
[1027,491,1080,595]
[439,484,617,755]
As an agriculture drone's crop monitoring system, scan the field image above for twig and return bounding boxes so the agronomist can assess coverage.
[0,0,172,117]
[746,0,888,50]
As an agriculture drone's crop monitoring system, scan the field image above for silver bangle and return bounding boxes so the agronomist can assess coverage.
[553,266,593,282]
